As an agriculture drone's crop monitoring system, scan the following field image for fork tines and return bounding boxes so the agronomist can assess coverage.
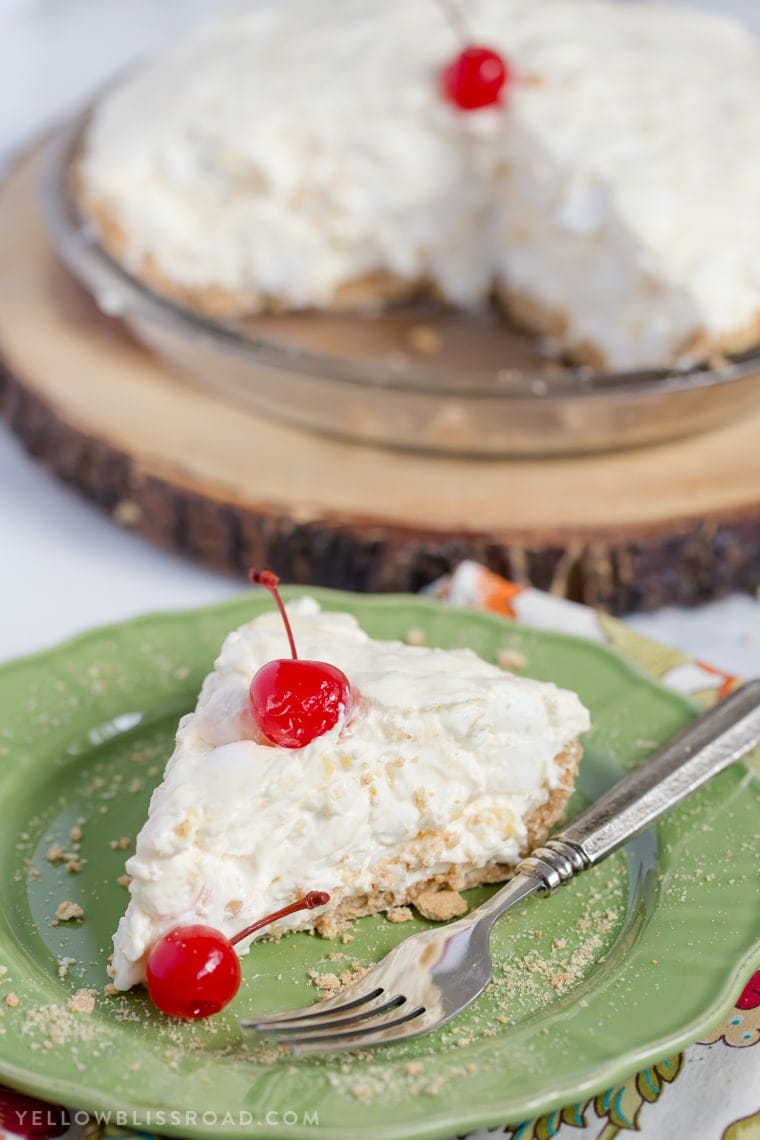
[242,985,426,1048]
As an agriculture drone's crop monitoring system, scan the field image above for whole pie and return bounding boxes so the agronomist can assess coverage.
[75,0,760,372]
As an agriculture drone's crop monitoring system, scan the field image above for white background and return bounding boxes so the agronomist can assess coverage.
[1,0,759,673]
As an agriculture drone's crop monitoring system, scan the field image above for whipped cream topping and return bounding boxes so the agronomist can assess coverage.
[111,598,589,990]
[79,0,760,370]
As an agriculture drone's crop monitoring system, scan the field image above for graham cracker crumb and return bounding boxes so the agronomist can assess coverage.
[404,627,427,647]
[66,989,96,1014]
[404,1060,424,1077]
[53,900,84,924]
[386,906,414,924]
[309,962,371,994]
[46,843,67,864]
[339,932,355,945]
[414,889,468,921]
[4,993,19,1008]
[103,983,118,996]
[350,1082,376,1103]
[117,874,132,889]
[496,647,528,670]
[66,859,83,874]
[110,836,131,851]
[69,825,83,844]
[0,966,7,978]
[407,325,442,356]
[21,1001,98,1045]
[309,971,342,994]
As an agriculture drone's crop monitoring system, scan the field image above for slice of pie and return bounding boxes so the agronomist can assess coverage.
[111,598,589,991]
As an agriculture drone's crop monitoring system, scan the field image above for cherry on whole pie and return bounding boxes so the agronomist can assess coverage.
[442,45,510,110]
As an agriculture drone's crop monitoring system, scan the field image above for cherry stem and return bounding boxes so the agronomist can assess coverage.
[435,0,470,41]
[229,891,330,946]
[249,568,299,661]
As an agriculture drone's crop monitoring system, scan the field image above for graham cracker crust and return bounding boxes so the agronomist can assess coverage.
[75,177,760,370]
[76,183,420,319]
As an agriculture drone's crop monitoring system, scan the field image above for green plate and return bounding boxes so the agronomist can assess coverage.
[0,590,758,1140]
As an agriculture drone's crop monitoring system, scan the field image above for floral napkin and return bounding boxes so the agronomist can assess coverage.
[0,562,757,1140]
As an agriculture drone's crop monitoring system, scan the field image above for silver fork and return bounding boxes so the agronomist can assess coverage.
[242,680,760,1055]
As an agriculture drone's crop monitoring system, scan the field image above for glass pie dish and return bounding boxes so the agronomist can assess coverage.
[39,111,760,459]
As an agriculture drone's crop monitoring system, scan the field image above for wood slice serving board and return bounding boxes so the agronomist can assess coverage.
[1,149,759,613]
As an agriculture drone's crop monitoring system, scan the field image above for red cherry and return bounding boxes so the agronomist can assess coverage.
[248,569,353,749]
[145,891,330,1020]
[146,925,241,1020]
[250,659,352,749]
[442,45,510,110]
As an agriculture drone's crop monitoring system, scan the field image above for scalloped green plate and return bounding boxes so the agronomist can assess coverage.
[0,590,757,1139]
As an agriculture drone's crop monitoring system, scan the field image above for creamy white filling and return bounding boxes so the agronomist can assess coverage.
[111,598,589,990]
[79,0,760,370]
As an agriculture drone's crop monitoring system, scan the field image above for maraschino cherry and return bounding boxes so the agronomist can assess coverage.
[146,890,330,1019]
[248,569,353,749]
[442,46,510,110]
[437,0,511,111]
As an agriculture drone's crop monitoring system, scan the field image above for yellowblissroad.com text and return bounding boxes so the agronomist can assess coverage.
[11,1107,321,1130]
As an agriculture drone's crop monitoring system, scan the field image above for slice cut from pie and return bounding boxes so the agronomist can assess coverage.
[111,599,589,990]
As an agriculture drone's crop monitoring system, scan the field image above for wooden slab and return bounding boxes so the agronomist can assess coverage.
[1,149,759,612]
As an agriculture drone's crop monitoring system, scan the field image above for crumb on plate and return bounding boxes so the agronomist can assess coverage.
[414,889,468,921]
[53,900,84,924]
[386,906,414,924]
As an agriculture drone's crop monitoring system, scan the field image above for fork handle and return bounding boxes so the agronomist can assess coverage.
[519,679,760,892]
